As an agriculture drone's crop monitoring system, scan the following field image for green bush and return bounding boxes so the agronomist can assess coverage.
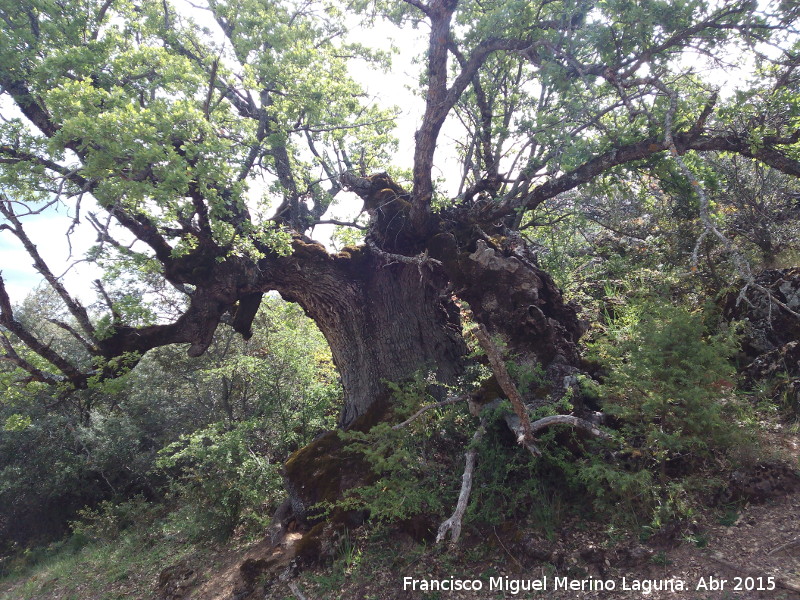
[70,495,157,543]
[333,379,469,526]
[581,298,747,526]
[0,295,341,552]
[336,381,573,536]
[156,421,282,541]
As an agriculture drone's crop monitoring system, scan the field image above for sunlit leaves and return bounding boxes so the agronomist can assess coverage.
[0,0,402,279]
[3,413,32,431]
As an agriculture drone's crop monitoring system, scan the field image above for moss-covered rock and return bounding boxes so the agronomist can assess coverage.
[282,397,391,525]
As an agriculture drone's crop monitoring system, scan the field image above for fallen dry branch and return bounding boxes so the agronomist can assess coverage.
[504,413,611,455]
[766,536,800,557]
[436,425,484,545]
[709,553,800,594]
[529,414,612,439]
[474,324,537,455]
[502,413,542,456]
[493,526,524,570]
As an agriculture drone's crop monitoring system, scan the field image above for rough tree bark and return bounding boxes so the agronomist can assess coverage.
[269,237,468,428]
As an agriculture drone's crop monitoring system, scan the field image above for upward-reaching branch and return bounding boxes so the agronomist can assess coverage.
[412,31,534,229]
[411,0,457,229]
[0,197,96,341]
[474,127,800,225]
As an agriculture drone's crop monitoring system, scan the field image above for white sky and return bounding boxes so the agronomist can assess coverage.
[0,202,103,303]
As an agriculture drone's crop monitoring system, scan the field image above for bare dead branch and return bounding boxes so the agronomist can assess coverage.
[312,219,367,231]
[529,414,612,439]
[0,330,64,386]
[493,526,525,570]
[709,553,800,594]
[767,536,800,556]
[94,279,120,324]
[436,424,483,545]
[473,324,537,455]
[47,318,97,354]
[365,239,442,269]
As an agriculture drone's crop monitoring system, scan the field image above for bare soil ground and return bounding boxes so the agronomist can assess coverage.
[278,490,800,600]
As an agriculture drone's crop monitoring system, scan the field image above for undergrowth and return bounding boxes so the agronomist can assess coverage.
[327,296,761,541]
[0,506,201,600]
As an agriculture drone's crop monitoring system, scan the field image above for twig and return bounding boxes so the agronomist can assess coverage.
[366,238,442,268]
[436,425,484,545]
[94,279,120,324]
[392,395,467,430]
[493,526,524,570]
[709,553,800,594]
[0,196,97,339]
[766,536,800,556]
[313,219,368,230]
[503,412,611,457]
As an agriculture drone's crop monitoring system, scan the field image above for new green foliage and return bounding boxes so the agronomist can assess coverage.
[595,299,739,462]
[156,421,282,541]
[581,298,746,526]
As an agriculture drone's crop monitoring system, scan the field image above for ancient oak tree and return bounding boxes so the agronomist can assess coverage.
[1,1,799,477]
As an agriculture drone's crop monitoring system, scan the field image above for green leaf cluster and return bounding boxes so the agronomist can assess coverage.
[581,297,747,526]
[156,421,281,541]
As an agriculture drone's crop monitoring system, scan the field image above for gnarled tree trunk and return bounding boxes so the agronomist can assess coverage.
[274,177,588,528]
[272,241,467,428]
[268,179,586,430]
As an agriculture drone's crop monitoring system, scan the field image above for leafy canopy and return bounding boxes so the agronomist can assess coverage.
[0,0,798,393]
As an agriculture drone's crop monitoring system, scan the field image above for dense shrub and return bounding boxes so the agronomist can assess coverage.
[334,379,469,527]
[0,296,340,549]
[580,298,747,526]
[156,422,283,541]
